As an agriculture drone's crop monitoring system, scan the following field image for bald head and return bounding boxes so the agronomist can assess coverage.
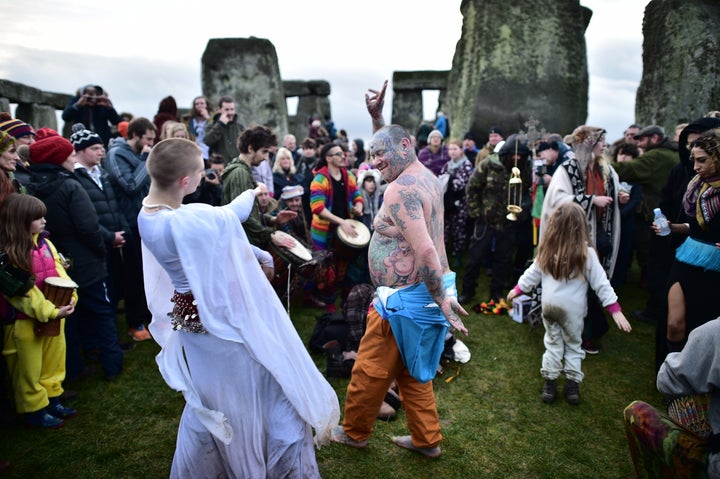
[369,124,416,182]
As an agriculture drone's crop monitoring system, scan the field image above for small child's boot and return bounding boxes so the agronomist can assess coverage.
[564,379,580,405]
[542,379,557,403]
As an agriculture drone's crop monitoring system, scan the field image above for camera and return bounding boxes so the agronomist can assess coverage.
[205,168,218,180]
[535,164,547,176]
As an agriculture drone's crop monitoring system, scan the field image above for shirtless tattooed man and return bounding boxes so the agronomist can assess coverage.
[331,80,468,458]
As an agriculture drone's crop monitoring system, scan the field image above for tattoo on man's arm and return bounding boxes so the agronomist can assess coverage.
[417,265,443,298]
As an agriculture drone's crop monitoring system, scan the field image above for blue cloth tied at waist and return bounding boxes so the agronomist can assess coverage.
[373,272,457,383]
[676,237,720,273]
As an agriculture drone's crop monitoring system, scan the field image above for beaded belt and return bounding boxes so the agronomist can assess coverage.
[170,291,207,334]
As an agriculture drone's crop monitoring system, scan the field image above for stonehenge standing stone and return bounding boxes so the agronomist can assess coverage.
[202,37,288,136]
[635,0,720,130]
[391,71,449,134]
[284,80,331,142]
[445,0,592,140]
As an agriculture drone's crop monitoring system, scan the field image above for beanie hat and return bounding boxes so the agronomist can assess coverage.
[70,123,103,151]
[428,129,444,141]
[0,118,35,140]
[535,141,557,154]
[488,127,504,138]
[117,121,129,139]
[0,130,14,155]
[29,136,74,165]
[34,127,60,141]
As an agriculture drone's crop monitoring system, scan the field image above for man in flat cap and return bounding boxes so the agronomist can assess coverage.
[612,125,678,290]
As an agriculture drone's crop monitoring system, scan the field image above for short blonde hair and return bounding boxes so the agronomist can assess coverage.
[147,138,202,188]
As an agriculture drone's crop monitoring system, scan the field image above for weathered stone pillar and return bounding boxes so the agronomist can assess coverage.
[446,0,591,141]
[391,71,449,135]
[285,80,331,142]
[16,104,58,131]
[201,38,288,136]
[636,0,720,130]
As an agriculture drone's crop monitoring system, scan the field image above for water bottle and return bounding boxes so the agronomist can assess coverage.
[653,208,671,236]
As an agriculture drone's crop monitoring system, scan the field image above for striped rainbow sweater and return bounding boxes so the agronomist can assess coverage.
[310,166,362,250]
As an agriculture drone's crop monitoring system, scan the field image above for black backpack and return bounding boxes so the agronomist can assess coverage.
[308,312,348,353]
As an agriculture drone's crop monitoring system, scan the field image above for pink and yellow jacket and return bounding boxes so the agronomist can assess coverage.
[0,232,78,324]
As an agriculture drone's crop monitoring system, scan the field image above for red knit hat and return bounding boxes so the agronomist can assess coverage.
[29,136,74,165]
[34,127,60,141]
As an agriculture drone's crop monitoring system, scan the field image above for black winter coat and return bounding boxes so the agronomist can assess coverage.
[74,166,131,247]
[28,164,107,288]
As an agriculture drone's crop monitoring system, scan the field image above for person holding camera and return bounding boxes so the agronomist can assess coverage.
[62,84,121,148]
[183,156,225,206]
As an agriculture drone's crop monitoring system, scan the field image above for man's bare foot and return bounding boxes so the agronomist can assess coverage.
[391,435,441,458]
[331,425,368,448]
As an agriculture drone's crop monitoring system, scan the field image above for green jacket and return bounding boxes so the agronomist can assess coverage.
[221,159,274,248]
[203,113,244,163]
[613,138,678,220]
[466,154,532,231]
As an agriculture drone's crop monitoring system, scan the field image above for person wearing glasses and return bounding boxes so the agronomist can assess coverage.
[309,143,363,308]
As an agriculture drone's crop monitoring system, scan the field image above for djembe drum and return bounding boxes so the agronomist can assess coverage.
[34,276,77,337]
[269,231,313,304]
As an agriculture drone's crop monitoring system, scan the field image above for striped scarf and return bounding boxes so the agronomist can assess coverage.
[683,174,720,230]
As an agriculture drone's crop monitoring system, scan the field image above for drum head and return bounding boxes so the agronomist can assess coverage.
[274,231,312,261]
[44,277,79,288]
[337,220,371,248]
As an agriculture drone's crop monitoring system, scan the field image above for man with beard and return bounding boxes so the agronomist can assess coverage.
[220,125,296,251]
[331,81,468,458]
[105,117,156,341]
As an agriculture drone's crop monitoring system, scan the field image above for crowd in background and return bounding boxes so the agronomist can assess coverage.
[1,81,720,477]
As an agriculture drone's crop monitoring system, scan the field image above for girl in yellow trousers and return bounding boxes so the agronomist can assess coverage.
[0,194,77,428]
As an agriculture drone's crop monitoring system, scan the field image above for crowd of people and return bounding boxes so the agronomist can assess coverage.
[1,79,719,477]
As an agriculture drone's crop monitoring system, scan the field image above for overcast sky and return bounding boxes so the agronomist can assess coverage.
[0,0,646,144]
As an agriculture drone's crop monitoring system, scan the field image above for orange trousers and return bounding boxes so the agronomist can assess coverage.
[342,306,442,448]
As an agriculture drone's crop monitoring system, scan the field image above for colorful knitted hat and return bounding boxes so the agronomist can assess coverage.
[0,118,35,140]
[70,123,103,151]
[0,130,15,155]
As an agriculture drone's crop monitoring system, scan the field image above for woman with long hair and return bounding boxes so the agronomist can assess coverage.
[657,129,720,352]
[0,130,20,203]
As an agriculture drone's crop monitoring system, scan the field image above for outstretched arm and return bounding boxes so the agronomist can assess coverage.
[366,80,388,133]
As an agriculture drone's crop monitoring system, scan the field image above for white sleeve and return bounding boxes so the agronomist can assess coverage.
[250,245,274,268]
[517,261,543,293]
[225,189,256,222]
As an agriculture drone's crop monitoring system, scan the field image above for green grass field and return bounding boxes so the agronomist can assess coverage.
[0,265,658,479]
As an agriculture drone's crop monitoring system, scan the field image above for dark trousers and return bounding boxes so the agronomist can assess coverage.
[461,223,515,299]
[67,278,123,379]
[117,232,152,329]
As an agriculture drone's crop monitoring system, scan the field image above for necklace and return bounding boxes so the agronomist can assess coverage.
[141,199,178,211]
